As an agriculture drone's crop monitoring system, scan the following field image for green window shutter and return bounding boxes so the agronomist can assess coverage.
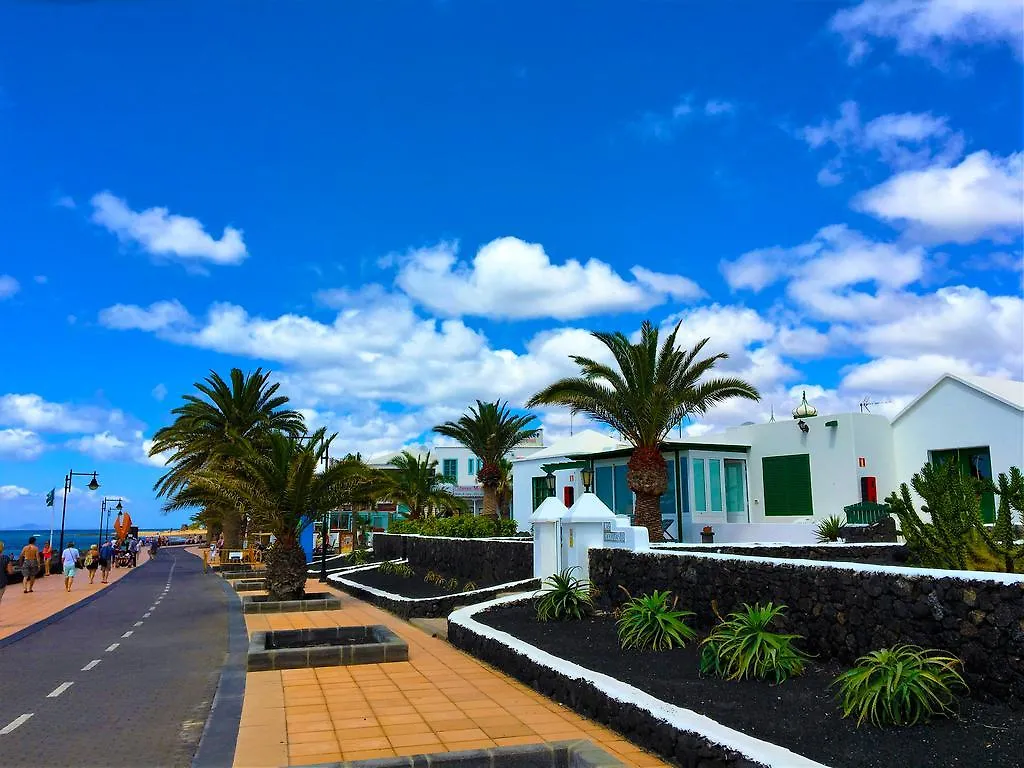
[692,459,707,512]
[595,466,614,510]
[531,477,548,511]
[442,459,458,481]
[708,459,723,512]
[761,454,813,516]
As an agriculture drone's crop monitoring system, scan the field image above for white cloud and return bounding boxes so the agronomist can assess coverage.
[855,151,1024,243]
[841,354,989,393]
[66,431,130,460]
[90,191,248,266]
[703,99,736,116]
[831,0,1024,63]
[721,225,928,321]
[33,275,47,284]
[99,300,193,332]
[0,485,30,500]
[802,100,963,185]
[393,237,702,320]
[0,275,19,299]
[151,383,168,402]
[637,95,737,140]
[0,393,110,433]
[0,429,45,460]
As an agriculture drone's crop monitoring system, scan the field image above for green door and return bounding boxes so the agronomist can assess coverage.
[930,447,995,523]
[531,477,548,511]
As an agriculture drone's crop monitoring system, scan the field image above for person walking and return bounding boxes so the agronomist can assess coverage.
[98,539,114,584]
[84,544,100,584]
[42,541,53,576]
[62,540,81,592]
[19,536,41,593]
[0,541,14,606]
[128,537,139,568]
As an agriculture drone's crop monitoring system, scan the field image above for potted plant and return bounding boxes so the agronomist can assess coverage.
[701,525,714,544]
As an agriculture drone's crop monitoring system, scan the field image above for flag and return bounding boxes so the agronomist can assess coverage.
[45,488,55,507]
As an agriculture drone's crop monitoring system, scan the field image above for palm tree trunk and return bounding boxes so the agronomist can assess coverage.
[633,491,663,542]
[221,507,241,549]
[628,445,667,543]
[481,485,498,518]
[265,535,308,601]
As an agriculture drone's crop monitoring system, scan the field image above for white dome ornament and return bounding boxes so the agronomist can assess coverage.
[792,391,818,419]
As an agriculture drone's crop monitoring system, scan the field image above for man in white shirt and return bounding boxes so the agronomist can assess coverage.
[62,541,81,592]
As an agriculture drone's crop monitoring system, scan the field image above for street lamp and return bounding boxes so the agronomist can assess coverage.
[98,497,123,548]
[296,432,334,583]
[59,470,99,553]
[544,473,556,498]
[581,467,594,494]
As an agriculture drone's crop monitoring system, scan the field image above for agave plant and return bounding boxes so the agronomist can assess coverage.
[699,602,808,683]
[832,645,967,727]
[616,589,696,651]
[535,567,594,621]
[815,515,845,543]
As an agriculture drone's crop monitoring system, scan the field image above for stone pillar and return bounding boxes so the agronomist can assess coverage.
[530,497,569,580]
[562,494,617,580]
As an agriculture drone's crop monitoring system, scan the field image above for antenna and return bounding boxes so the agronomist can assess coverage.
[859,396,893,413]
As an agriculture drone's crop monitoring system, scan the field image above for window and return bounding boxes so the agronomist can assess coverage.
[708,459,723,512]
[468,457,482,476]
[762,454,813,516]
[930,447,995,523]
[660,458,676,518]
[678,458,689,516]
[531,476,548,511]
[613,465,632,517]
[724,459,746,515]
[595,466,614,510]
[442,458,458,483]
[692,459,707,512]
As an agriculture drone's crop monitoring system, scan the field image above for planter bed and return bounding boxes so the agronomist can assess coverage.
[240,592,341,614]
[232,578,267,592]
[475,600,1022,768]
[247,625,408,672]
[293,739,624,767]
[331,564,539,619]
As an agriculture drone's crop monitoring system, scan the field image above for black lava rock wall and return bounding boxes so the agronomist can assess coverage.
[590,549,1024,707]
[660,543,909,566]
[372,533,532,583]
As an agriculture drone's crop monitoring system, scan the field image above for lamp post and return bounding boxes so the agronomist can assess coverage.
[98,497,123,548]
[297,433,333,583]
[60,470,99,553]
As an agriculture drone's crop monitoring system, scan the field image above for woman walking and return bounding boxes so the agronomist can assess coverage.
[19,536,41,593]
[84,544,100,584]
[61,540,81,592]
[99,539,114,584]
[42,541,53,576]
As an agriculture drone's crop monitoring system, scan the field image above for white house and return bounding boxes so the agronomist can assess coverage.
[511,374,1024,543]
[511,429,621,532]
[367,431,547,516]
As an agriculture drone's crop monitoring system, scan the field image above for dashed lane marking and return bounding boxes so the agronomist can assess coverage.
[134,621,144,627]
[105,643,119,652]
[121,631,133,639]
[143,612,151,618]
[81,660,101,671]
[46,682,73,698]
[0,714,33,735]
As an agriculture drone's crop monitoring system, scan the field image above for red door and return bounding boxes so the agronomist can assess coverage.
[563,486,575,507]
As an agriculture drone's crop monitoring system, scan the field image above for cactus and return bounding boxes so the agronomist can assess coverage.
[976,467,1024,573]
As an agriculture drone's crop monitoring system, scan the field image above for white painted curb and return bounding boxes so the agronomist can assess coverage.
[328,563,537,603]
[449,593,828,768]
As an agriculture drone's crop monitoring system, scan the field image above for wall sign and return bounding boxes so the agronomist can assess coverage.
[858,457,866,468]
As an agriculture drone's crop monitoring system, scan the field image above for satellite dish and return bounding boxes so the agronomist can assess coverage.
[741,421,756,426]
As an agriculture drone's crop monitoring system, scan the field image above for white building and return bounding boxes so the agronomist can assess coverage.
[511,374,1024,543]
[368,431,546,516]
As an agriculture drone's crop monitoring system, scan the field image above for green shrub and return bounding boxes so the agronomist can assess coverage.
[616,590,696,651]
[387,516,518,538]
[392,563,414,578]
[832,645,967,727]
[699,602,807,683]
[349,548,369,566]
[462,581,478,592]
[377,560,397,575]
[442,577,460,592]
[424,570,444,585]
[815,516,845,543]
[536,567,594,622]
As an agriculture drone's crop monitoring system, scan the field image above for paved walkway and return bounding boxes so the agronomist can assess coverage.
[0,549,150,641]
[235,580,667,767]
[0,549,228,768]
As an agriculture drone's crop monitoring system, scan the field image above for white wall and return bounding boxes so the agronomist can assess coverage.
[712,413,894,522]
[511,457,583,532]
[892,378,1024,487]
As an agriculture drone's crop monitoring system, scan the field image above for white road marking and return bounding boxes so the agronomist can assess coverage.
[46,682,73,698]
[105,643,119,652]
[81,659,102,671]
[0,714,33,735]
[133,621,143,627]
[149,605,156,611]
[143,612,151,618]
[121,631,133,638]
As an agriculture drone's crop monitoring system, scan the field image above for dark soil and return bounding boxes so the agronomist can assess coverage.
[341,564,504,599]
[479,602,1024,768]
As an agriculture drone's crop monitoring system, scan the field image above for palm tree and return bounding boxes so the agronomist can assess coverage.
[495,458,514,519]
[178,428,364,600]
[434,401,539,519]
[380,451,468,519]
[148,368,305,547]
[527,320,760,541]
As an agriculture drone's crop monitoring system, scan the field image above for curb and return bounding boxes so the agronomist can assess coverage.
[0,561,149,650]
[192,574,248,768]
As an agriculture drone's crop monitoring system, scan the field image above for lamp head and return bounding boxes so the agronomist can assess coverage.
[115,501,123,511]
[797,419,809,434]
[544,473,556,496]
[87,474,100,491]
[580,467,594,493]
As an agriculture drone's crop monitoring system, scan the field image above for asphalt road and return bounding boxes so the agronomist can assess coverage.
[0,549,229,768]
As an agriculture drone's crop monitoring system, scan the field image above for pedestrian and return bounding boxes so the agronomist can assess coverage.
[99,539,114,584]
[129,537,139,568]
[149,537,159,560]
[0,541,14,606]
[62,540,81,592]
[19,536,41,593]
[42,541,53,576]
[84,544,100,584]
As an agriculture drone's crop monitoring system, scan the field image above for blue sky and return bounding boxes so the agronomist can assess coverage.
[0,0,1021,529]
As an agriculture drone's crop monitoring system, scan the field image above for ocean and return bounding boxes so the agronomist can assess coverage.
[0,528,112,549]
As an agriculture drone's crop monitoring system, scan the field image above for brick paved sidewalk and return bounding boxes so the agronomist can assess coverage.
[235,580,667,767]
[0,549,150,641]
